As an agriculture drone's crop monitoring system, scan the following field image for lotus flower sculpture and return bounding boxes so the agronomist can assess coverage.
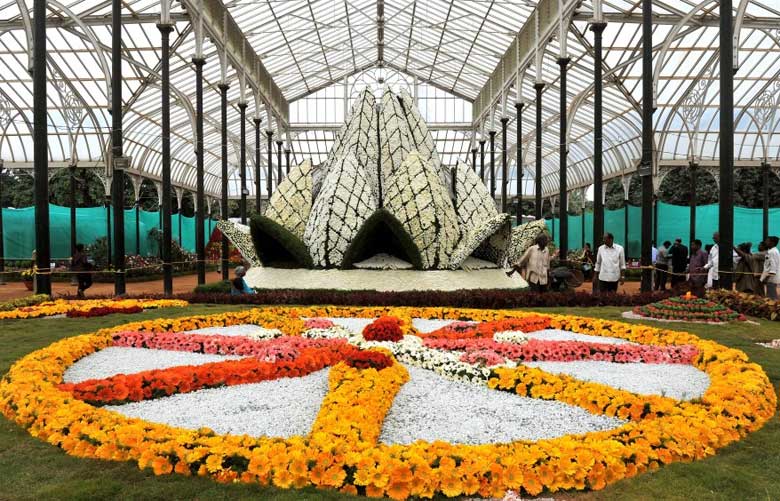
[220,88,549,270]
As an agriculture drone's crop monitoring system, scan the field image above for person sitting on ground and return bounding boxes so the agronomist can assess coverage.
[593,232,625,293]
[230,266,256,295]
[71,243,93,298]
[506,234,551,293]
[688,239,708,298]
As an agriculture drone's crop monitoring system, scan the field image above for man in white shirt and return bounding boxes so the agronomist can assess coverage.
[704,232,720,289]
[593,232,626,293]
[763,236,780,300]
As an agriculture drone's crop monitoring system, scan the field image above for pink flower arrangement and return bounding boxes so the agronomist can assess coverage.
[304,317,335,330]
[425,337,698,365]
[460,350,506,367]
[112,331,346,359]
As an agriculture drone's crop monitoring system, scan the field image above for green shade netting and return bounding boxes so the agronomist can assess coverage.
[0,204,218,259]
[546,201,780,257]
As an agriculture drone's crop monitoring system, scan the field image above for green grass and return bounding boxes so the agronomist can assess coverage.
[1,305,779,500]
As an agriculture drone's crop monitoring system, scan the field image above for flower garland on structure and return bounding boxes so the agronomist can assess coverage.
[0,306,775,499]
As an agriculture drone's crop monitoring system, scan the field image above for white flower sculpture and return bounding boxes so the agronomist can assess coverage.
[215,220,261,267]
[265,159,313,241]
[247,88,522,270]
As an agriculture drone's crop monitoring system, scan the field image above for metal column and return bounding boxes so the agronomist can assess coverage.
[285,148,291,175]
[500,117,509,212]
[276,140,283,186]
[193,57,206,285]
[558,57,570,260]
[639,0,654,292]
[471,147,477,172]
[534,83,545,220]
[489,130,497,204]
[591,21,606,248]
[719,0,734,289]
[762,161,770,241]
[159,22,174,295]
[254,118,262,213]
[111,0,126,295]
[219,83,230,281]
[266,130,274,197]
[134,202,140,255]
[479,139,486,183]
[689,162,697,245]
[33,0,51,295]
[69,164,77,255]
[515,102,524,225]
[239,102,247,224]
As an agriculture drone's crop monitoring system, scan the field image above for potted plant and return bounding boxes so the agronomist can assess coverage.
[20,269,34,290]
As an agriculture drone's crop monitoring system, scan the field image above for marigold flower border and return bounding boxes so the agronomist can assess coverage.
[0,305,775,499]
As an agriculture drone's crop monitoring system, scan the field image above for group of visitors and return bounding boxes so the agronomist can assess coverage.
[653,233,780,299]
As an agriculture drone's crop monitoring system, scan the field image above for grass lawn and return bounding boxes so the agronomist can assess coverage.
[1,304,778,500]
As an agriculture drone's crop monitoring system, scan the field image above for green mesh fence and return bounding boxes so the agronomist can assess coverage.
[0,204,218,260]
[546,201,780,257]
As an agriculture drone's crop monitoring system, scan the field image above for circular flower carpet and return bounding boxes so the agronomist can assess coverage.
[1,307,774,499]
[628,294,747,324]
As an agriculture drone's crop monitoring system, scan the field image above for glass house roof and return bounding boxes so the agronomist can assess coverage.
[0,0,777,201]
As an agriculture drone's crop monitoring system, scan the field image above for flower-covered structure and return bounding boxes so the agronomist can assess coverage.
[248,87,525,270]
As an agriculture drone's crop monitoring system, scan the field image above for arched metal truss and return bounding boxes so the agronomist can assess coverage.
[0,0,778,201]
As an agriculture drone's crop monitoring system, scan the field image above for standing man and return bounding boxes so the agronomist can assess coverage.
[669,238,688,289]
[508,234,551,293]
[705,232,720,289]
[689,239,708,298]
[655,241,671,291]
[763,236,780,299]
[593,232,626,293]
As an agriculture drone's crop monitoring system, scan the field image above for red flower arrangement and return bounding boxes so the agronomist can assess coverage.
[362,316,404,342]
[66,305,143,318]
[343,350,394,370]
[419,316,551,340]
[423,337,699,365]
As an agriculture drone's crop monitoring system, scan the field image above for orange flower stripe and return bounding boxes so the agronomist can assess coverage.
[0,306,775,500]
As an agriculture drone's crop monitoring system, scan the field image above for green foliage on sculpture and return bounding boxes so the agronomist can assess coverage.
[341,209,424,270]
[264,159,313,241]
[250,215,313,268]
[383,152,460,269]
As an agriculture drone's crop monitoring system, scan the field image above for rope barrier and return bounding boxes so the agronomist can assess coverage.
[561,256,763,277]
[0,259,226,276]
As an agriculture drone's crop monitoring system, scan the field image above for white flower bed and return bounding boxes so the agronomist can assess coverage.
[353,253,414,270]
[63,347,242,384]
[380,365,625,445]
[106,369,331,438]
[524,361,710,400]
[184,324,282,340]
[493,330,529,344]
[526,328,634,345]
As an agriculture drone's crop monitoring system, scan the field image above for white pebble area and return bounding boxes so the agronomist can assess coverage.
[524,361,711,400]
[379,365,625,445]
[327,317,375,334]
[526,328,635,345]
[411,318,476,333]
[106,369,330,438]
[62,347,244,383]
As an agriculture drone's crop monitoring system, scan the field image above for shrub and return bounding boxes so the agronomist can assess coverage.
[194,280,232,294]
[341,209,423,269]
[249,215,313,268]
[362,316,404,342]
[707,289,780,321]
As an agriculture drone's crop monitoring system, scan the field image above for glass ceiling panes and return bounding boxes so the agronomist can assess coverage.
[0,0,777,201]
